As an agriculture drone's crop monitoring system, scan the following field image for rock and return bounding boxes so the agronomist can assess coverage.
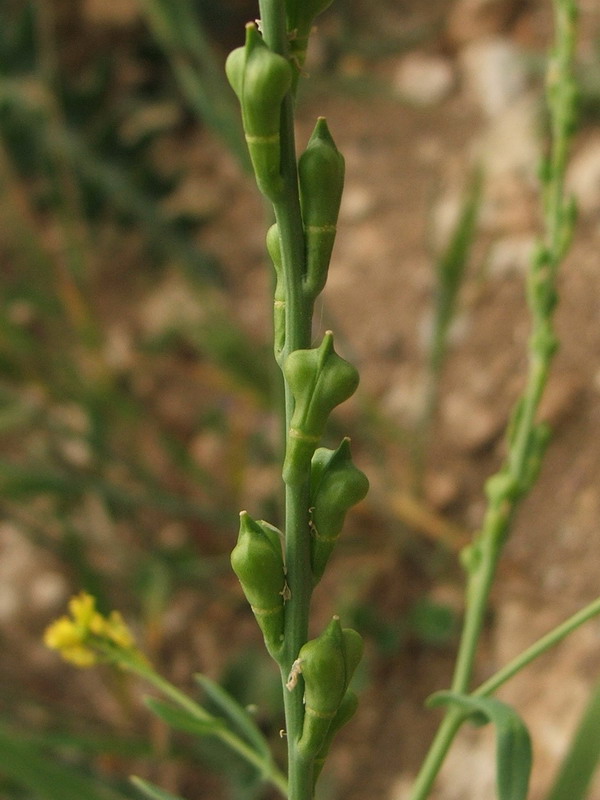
[460,37,528,118]
[566,136,600,214]
[393,54,456,106]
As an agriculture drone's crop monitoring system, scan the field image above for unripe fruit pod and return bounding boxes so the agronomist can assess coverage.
[230,511,285,656]
[285,0,335,69]
[225,24,293,200]
[266,223,285,363]
[283,332,359,486]
[310,438,369,581]
[298,118,345,299]
[297,617,363,756]
[297,617,347,755]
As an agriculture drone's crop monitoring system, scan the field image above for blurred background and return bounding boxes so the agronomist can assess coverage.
[2,1,600,799]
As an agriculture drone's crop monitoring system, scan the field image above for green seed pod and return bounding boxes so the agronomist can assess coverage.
[310,438,369,582]
[230,511,286,656]
[297,617,363,756]
[312,691,359,786]
[297,617,347,755]
[298,118,345,299]
[282,332,359,485]
[266,223,285,363]
[285,0,335,69]
[226,24,292,199]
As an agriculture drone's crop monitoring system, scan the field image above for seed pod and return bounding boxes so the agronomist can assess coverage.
[225,24,293,199]
[266,223,285,363]
[297,616,363,756]
[230,511,286,656]
[297,617,347,755]
[309,439,368,582]
[282,332,359,486]
[298,118,345,300]
[312,691,359,786]
[285,0,335,70]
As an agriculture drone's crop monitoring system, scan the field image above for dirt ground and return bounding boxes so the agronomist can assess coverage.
[3,0,600,799]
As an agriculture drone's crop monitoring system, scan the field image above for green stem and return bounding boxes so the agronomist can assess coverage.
[474,595,600,699]
[409,2,577,797]
[407,710,465,800]
[408,595,600,800]
[259,2,315,798]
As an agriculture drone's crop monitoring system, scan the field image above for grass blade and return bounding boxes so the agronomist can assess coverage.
[545,679,600,800]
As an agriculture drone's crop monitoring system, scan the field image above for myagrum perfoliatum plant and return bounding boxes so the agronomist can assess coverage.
[44,1,600,799]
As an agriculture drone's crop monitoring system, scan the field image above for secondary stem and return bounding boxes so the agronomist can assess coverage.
[409,2,577,798]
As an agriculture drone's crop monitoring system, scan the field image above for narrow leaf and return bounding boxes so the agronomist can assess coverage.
[546,679,600,800]
[131,776,188,800]
[144,697,224,737]
[194,673,271,760]
[428,692,532,800]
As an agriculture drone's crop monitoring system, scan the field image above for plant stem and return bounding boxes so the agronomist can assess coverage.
[474,595,600,699]
[409,2,577,798]
[258,2,315,797]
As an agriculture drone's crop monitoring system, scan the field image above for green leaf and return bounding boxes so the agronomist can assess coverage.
[131,776,188,800]
[546,679,600,800]
[428,692,532,800]
[194,673,272,761]
[144,697,225,737]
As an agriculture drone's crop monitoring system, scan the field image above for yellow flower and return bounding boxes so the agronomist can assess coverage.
[44,592,139,669]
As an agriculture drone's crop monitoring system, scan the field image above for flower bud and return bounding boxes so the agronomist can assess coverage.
[299,118,345,299]
[230,511,286,656]
[310,438,369,581]
[283,332,359,485]
[225,24,293,199]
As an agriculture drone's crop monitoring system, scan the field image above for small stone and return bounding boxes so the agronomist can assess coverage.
[393,54,455,106]
[474,94,539,179]
[442,392,504,453]
[460,37,528,118]
[487,235,536,277]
